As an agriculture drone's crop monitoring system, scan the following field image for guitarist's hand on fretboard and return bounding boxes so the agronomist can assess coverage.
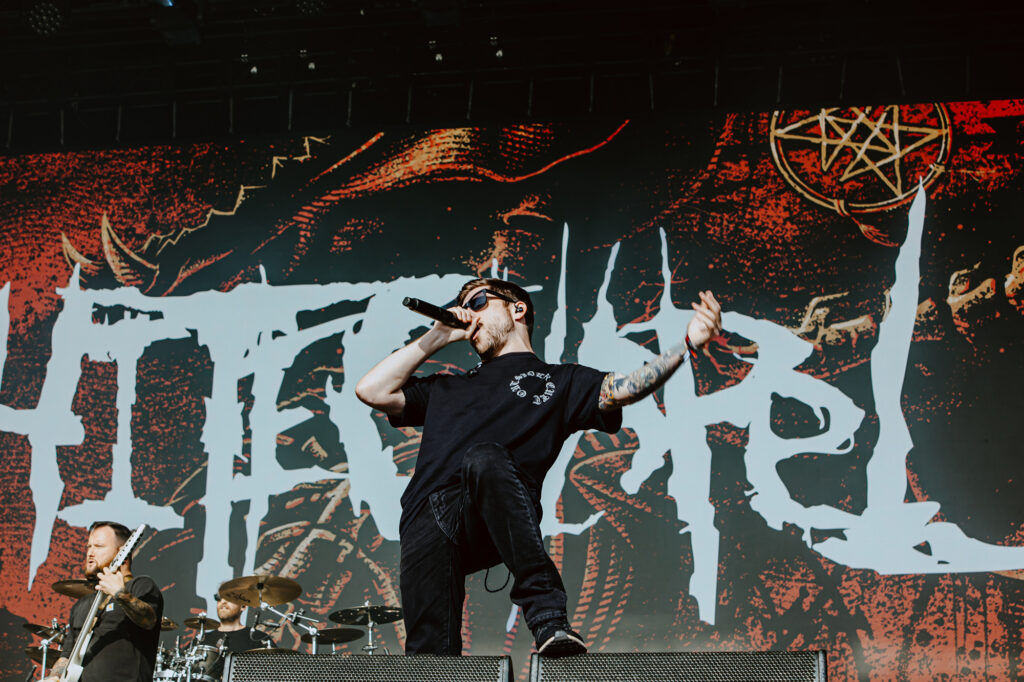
[95,566,127,598]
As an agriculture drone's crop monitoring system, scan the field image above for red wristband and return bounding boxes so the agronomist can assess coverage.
[684,335,698,360]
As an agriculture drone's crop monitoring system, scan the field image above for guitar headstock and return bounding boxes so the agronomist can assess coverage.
[110,524,147,572]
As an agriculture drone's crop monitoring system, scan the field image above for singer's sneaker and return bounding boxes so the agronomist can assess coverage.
[535,621,587,657]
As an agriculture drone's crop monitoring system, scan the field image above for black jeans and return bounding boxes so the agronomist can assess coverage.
[400,443,568,654]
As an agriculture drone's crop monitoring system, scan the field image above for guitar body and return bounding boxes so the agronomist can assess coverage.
[58,525,147,682]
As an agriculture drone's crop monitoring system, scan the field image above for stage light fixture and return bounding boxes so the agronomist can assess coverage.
[26,1,64,36]
[295,0,326,16]
[149,0,201,45]
[489,35,503,60]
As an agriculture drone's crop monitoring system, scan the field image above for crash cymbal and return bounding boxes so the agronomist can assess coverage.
[22,622,62,640]
[300,627,363,645]
[160,617,178,631]
[328,605,403,626]
[217,575,301,608]
[52,578,96,599]
[183,616,220,630]
[242,646,299,654]
[24,645,61,664]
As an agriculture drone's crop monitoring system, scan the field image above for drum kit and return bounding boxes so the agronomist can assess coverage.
[23,573,404,680]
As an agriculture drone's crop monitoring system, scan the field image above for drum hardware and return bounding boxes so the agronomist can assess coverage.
[24,618,66,679]
[182,615,221,632]
[257,604,322,653]
[51,579,97,600]
[216,575,301,608]
[22,621,64,642]
[300,626,363,653]
[328,601,403,655]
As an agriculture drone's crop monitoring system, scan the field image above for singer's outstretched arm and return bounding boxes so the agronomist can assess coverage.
[598,290,721,411]
[355,306,479,416]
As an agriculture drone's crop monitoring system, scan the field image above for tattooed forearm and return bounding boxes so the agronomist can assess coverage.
[115,590,156,629]
[598,340,691,411]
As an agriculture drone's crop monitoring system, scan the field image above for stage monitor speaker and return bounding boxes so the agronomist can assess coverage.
[223,651,512,682]
[530,651,827,682]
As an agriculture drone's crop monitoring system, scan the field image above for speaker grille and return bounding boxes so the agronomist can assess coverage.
[224,652,512,682]
[530,651,826,682]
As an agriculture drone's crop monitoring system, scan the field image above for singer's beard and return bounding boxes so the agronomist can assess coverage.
[473,312,515,361]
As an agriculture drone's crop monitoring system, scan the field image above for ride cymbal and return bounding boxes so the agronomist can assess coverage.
[183,616,220,630]
[160,617,178,631]
[328,605,403,626]
[217,575,301,607]
[300,627,363,645]
[51,579,96,599]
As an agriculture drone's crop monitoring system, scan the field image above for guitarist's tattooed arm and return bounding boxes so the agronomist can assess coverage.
[97,567,157,629]
[114,588,157,629]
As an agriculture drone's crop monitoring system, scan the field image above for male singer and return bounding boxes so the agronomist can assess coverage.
[356,278,721,657]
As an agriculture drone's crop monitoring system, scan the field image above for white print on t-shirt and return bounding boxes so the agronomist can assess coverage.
[509,371,556,405]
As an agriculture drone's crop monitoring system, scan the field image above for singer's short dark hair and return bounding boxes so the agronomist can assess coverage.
[457,278,534,338]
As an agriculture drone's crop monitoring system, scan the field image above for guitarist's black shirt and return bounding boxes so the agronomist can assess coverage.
[60,575,164,681]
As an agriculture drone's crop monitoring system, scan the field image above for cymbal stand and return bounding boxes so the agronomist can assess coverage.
[361,601,389,655]
[260,602,321,653]
[37,619,62,680]
[186,612,212,682]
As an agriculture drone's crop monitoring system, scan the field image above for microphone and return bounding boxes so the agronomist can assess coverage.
[402,297,468,329]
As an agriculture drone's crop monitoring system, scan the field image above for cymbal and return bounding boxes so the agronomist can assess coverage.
[328,605,403,626]
[242,647,299,654]
[24,645,61,664]
[23,622,62,640]
[217,575,301,607]
[300,627,363,645]
[160,617,178,631]
[52,578,96,599]
[183,616,221,630]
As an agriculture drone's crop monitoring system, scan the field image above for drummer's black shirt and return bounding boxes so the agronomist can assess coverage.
[60,575,164,682]
[389,352,622,530]
[201,626,271,653]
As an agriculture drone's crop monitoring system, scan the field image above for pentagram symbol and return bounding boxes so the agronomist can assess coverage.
[770,104,951,214]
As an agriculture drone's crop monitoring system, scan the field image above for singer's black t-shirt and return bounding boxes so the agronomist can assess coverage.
[389,352,622,530]
[60,575,163,682]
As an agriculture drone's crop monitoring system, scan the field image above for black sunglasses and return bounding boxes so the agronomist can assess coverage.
[462,289,518,312]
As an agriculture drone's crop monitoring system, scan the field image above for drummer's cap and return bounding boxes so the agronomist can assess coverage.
[89,521,133,565]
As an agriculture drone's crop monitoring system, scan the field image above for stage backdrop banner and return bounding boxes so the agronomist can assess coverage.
[0,101,1022,681]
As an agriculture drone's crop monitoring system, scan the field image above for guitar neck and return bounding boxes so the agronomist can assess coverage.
[67,591,106,662]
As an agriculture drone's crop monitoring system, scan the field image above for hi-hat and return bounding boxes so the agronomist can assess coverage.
[25,645,61,664]
[160,617,178,631]
[52,579,96,599]
[217,575,301,607]
[328,605,403,626]
[183,616,220,630]
[300,627,363,644]
[23,622,62,640]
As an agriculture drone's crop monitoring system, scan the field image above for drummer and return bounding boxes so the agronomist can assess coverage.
[200,593,271,653]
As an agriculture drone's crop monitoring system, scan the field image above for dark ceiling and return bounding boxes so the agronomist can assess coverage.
[2,0,1023,150]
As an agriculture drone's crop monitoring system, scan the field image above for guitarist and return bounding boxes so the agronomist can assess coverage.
[44,522,164,682]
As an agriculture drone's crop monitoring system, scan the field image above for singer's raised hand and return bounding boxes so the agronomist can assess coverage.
[686,291,722,349]
[438,305,479,345]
